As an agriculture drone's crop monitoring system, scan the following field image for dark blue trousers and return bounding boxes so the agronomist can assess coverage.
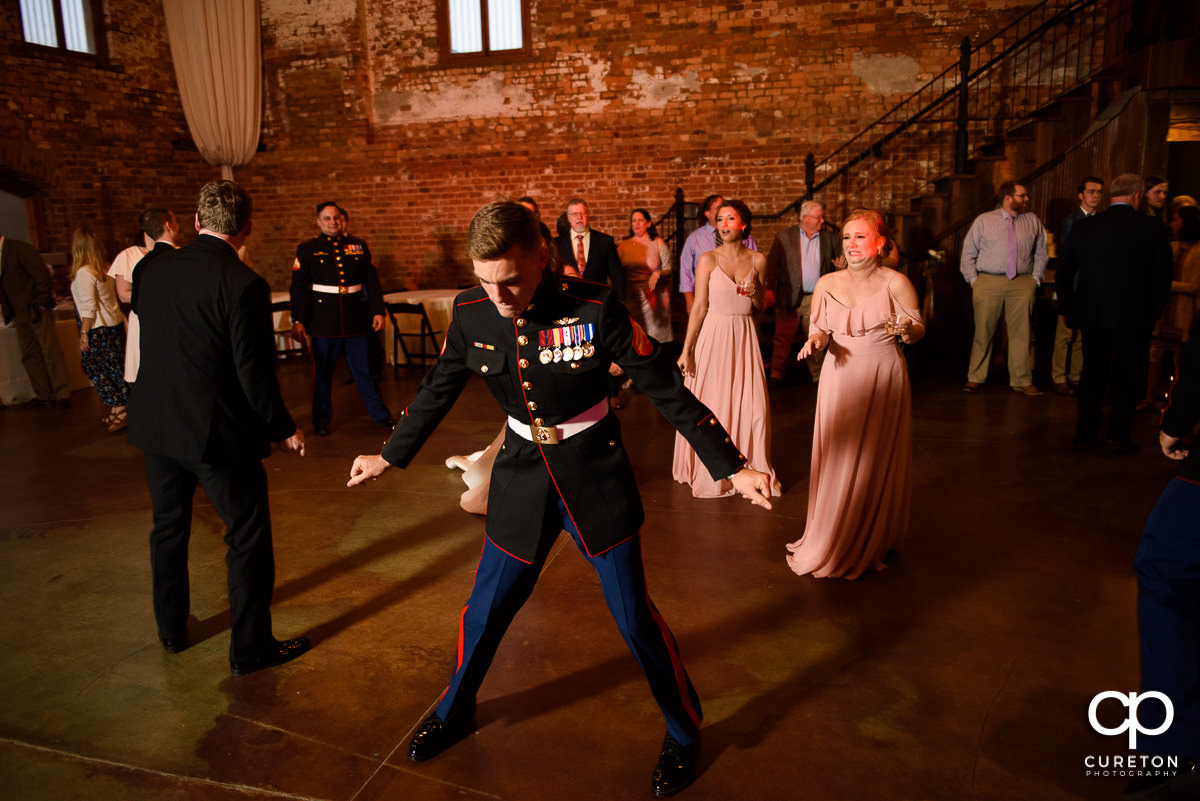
[435,496,703,745]
[310,334,390,427]
[1135,477,1200,758]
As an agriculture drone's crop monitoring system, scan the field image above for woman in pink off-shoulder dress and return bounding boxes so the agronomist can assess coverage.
[786,209,924,579]
[673,199,780,499]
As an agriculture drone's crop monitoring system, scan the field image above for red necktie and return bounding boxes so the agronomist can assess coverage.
[575,235,586,272]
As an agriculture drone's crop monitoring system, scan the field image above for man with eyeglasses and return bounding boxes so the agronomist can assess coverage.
[960,181,1049,395]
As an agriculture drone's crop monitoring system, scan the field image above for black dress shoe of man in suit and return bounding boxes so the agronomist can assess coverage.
[651,734,700,797]
[230,637,311,676]
[160,636,188,654]
[407,713,475,762]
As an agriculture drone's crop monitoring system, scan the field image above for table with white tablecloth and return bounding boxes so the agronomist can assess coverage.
[382,289,460,365]
[0,317,92,405]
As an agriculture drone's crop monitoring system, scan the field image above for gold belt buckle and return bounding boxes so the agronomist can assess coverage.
[338,286,348,294]
[530,424,559,444]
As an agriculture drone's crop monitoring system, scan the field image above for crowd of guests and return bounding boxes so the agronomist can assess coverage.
[5,173,1200,795]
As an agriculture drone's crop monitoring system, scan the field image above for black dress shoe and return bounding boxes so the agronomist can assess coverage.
[651,734,700,797]
[408,714,473,762]
[376,417,396,429]
[230,637,311,676]
[160,636,188,654]
[314,425,330,437]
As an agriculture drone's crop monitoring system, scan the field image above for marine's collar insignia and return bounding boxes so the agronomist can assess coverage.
[553,317,580,325]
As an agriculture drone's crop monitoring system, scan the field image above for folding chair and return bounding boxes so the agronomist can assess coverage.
[386,301,441,369]
[270,299,307,359]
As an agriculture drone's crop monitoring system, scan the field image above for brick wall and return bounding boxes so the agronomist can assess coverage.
[0,0,214,256]
[3,0,1038,291]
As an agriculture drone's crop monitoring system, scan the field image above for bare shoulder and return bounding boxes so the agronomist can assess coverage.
[885,268,919,301]
[817,269,846,291]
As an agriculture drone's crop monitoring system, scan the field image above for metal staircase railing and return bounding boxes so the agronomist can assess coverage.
[786,0,1114,223]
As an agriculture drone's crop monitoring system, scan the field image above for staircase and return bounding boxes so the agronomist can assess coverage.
[798,0,1118,246]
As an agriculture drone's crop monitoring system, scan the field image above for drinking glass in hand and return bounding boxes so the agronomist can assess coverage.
[885,313,909,336]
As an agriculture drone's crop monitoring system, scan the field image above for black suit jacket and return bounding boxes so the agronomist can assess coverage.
[557,229,626,301]
[0,237,53,324]
[381,274,743,561]
[1058,207,1088,250]
[129,234,296,464]
[1057,204,1172,331]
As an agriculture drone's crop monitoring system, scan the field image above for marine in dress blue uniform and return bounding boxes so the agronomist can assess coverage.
[289,202,392,434]
[349,200,773,797]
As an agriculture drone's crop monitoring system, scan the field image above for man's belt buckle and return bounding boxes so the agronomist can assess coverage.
[530,424,559,444]
[338,285,348,294]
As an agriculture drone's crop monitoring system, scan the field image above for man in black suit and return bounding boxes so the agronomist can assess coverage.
[0,236,71,408]
[112,208,182,385]
[129,180,310,675]
[557,197,625,301]
[1057,173,1173,453]
[348,200,772,797]
[1050,176,1103,395]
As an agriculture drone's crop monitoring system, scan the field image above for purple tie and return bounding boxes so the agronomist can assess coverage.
[1006,215,1018,279]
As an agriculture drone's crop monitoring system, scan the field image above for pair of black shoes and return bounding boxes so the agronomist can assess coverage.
[230,637,311,676]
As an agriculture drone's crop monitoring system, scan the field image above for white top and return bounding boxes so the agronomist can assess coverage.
[71,267,126,329]
[107,244,153,382]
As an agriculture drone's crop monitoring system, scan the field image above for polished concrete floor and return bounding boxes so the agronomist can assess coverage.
[0,353,1181,800]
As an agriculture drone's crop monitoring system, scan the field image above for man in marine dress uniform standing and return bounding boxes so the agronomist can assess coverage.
[348,200,773,797]
[290,202,393,436]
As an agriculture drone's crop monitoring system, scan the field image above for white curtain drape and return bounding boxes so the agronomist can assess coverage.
[162,0,262,179]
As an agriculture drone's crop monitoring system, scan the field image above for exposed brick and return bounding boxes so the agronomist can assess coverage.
[3,0,1038,290]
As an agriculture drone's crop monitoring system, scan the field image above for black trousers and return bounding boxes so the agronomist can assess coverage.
[1077,325,1151,445]
[144,453,275,661]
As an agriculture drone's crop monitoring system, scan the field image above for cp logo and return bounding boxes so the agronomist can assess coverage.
[1088,691,1173,749]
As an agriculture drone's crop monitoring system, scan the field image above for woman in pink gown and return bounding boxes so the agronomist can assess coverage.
[674,200,781,498]
[786,210,924,579]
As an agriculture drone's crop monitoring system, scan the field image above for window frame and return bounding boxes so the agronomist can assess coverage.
[436,0,531,67]
[19,0,109,63]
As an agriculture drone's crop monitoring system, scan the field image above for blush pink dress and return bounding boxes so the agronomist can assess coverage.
[673,266,781,498]
[786,283,920,579]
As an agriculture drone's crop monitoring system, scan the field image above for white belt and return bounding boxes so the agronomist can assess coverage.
[508,398,608,445]
[312,283,363,294]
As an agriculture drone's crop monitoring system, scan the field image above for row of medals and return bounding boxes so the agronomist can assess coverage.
[538,323,596,364]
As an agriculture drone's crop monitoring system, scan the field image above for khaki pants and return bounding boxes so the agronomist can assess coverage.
[967,273,1036,387]
[15,312,70,401]
[1051,316,1082,384]
[771,293,826,381]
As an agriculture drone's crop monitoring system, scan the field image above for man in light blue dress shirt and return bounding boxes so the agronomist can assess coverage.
[959,181,1048,395]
